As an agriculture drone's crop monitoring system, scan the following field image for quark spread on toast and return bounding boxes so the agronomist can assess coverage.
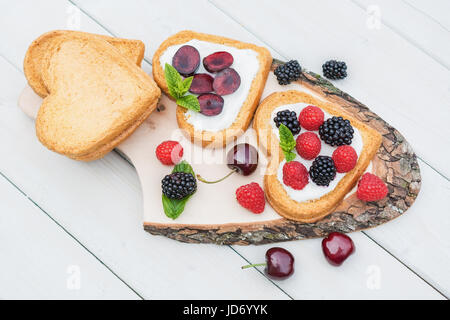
[159,39,259,131]
[271,103,363,202]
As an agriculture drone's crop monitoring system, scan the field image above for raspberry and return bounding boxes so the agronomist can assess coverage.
[156,141,183,165]
[283,161,309,190]
[299,105,324,131]
[357,173,388,202]
[295,132,321,160]
[332,145,358,173]
[236,182,265,214]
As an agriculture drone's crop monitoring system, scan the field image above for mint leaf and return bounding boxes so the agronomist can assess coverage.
[162,161,196,220]
[176,95,201,112]
[279,124,296,162]
[164,63,183,99]
[180,76,193,96]
[164,64,200,113]
[173,160,195,176]
[284,151,296,162]
[162,194,191,220]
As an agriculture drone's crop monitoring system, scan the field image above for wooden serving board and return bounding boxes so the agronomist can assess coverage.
[18,60,421,245]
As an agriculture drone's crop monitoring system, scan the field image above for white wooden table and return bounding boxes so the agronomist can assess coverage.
[0,0,449,300]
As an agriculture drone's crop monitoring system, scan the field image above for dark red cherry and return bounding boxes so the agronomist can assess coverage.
[172,45,200,76]
[213,68,241,95]
[189,73,214,94]
[203,51,234,73]
[198,93,224,116]
[241,247,295,280]
[265,247,295,280]
[196,143,259,184]
[227,143,258,176]
[322,232,355,266]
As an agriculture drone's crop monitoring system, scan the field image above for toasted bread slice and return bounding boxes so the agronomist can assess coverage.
[36,36,160,161]
[152,30,271,148]
[24,30,145,98]
[254,90,382,222]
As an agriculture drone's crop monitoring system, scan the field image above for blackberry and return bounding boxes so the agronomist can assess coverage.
[273,109,301,135]
[274,60,302,85]
[161,172,197,199]
[322,60,347,80]
[309,156,337,186]
[319,116,354,146]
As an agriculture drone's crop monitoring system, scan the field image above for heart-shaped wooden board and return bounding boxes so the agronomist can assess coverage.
[18,60,421,245]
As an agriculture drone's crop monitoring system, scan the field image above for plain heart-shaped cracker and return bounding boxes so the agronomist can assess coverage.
[24,30,145,98]
[36,36,160,161]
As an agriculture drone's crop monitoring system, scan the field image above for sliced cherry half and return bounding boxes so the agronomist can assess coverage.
[213,68,241,95]
[203,51,234,73]
[189,73,214,94]
[197,143,258,184]
[172,45,200,76]
[242,247,295,280]
[198,93,224,117]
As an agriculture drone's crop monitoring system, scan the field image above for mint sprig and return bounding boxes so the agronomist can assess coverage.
[176,95,200,111]
[279,124,296,162]
[164,63,200,112]
[162,160,197,220]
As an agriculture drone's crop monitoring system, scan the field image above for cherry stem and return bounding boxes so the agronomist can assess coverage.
[241,263,266,270]
[196,168,238,184]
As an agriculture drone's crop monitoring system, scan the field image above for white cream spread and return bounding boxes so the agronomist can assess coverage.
[271,103,363,203]
[159,39,259,132]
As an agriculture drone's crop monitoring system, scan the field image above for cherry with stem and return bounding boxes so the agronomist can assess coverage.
[197,143,259,184]
[241,247,295,280]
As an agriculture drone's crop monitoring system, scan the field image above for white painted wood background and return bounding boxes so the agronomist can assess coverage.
[0,0,448,300]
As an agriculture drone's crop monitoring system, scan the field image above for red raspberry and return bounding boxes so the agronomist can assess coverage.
[155,141,183,165]
[357,173,388,202]
[282,161,309,190]
[295,132,321,160]
[299,105,324,131]
[332,145,358,173]
[236,182,265,214]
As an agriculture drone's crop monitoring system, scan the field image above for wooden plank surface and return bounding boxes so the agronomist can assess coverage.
[74,0,449,298]
[354,0,450,69]
[0,175,139,300]
[236,233,445,299]
[365,161,450,296]
[405,0,450,32]
[209,0,450,180]
[0,0,447,299]
[237,160,450,299]
[207,0,450,297]
[0,55,290,300]
[0,1,290,299]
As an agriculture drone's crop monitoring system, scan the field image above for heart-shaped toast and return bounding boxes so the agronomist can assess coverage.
[254,90,382,222]
[152,30,272,148]
[24,30,145,98]
[35,36,160,161]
